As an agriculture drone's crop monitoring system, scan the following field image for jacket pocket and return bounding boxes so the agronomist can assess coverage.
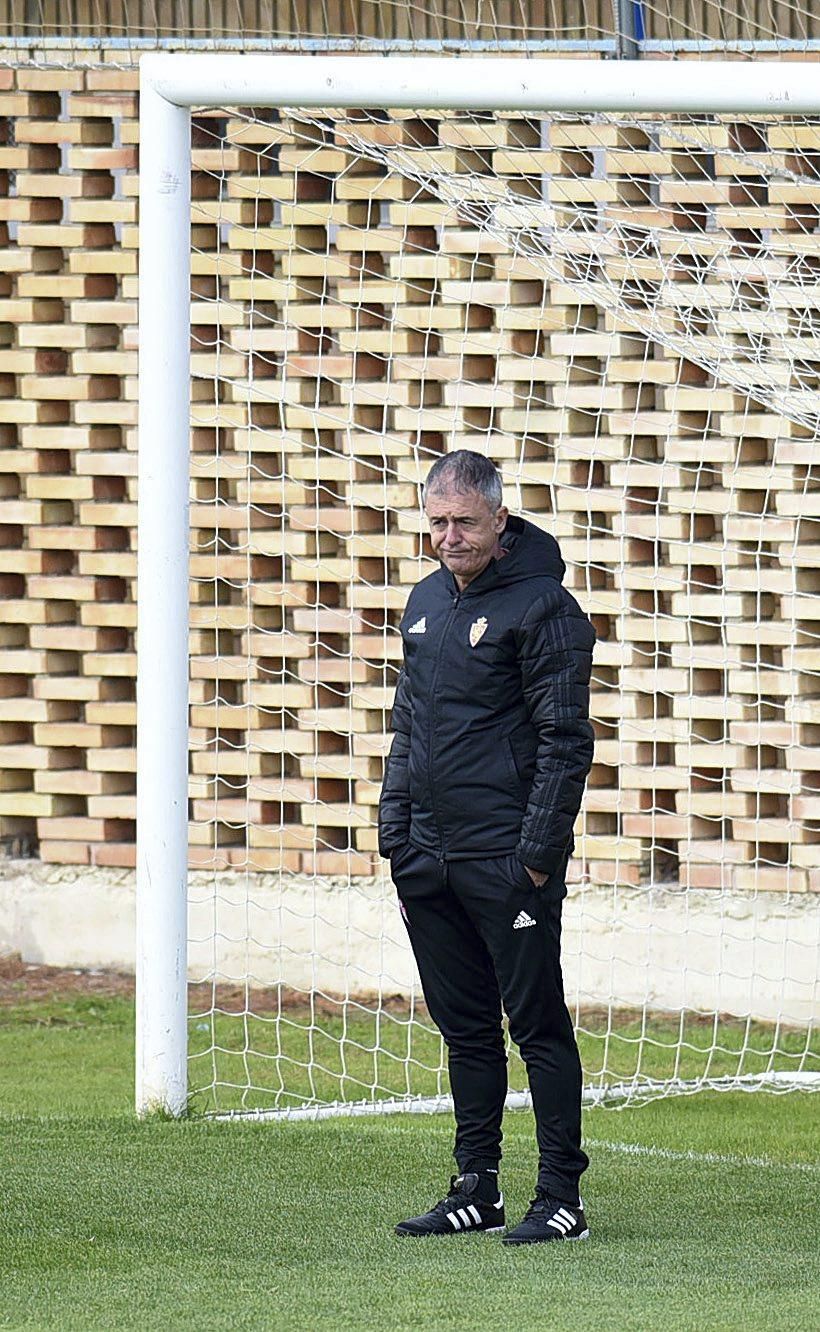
[501,737,529,812]
[508,723,537,782]
[503,736,519,784]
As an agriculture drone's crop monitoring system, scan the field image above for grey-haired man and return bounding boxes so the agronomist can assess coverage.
[378,450,596,1245]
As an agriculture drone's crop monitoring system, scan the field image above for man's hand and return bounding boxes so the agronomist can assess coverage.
[524,865,548,888]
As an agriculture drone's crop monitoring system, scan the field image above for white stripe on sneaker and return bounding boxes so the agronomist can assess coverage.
[556,1208,576,1227]
[447,1212,461,1230]
[457,1208,472,1228]
[547,1217,568,1233]
[468,1205,482,1225]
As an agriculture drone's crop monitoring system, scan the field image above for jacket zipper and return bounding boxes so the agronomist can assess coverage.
[428,590,461,862]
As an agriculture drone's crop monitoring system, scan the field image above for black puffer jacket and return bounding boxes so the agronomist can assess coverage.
[377,514,596,879]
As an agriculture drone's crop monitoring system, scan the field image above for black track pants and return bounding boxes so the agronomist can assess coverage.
[390,842,588,1204]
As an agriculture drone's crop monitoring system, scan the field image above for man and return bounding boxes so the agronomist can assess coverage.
[378,449,596,1246]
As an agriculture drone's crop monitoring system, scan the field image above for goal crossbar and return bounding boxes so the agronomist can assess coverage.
[136,53,820,1117]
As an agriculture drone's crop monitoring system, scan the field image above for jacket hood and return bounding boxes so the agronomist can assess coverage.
[439,513,566,597]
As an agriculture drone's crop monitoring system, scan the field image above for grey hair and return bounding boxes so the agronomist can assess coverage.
[421,450,503,511]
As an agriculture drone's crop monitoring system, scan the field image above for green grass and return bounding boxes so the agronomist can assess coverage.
[1,993,819,1331]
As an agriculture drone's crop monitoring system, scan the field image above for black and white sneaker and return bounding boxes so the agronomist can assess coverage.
[395,1172,505,1237]
[502,1190,589,1246]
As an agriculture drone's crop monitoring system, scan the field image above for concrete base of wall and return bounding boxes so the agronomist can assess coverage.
[1,859,817,1024]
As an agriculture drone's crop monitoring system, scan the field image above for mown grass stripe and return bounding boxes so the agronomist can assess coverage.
[586,1137,820,1175]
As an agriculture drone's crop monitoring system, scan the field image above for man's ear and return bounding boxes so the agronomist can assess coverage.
[495,505,509,533]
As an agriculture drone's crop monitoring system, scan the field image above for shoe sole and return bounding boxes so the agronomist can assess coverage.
[395,1224,506,1238]
[502,1228,590,1247]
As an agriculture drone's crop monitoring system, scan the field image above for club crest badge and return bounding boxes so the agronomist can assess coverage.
[469,616,488,647]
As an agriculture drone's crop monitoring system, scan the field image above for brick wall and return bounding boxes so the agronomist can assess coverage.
[0,54,818,892]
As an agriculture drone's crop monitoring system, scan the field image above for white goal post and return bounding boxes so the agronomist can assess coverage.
[136,53,820,1118]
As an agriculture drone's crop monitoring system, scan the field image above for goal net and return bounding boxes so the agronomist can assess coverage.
[137,57,820,1118]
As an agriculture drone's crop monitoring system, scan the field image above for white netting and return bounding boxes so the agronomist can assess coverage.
[182,100,820,1116]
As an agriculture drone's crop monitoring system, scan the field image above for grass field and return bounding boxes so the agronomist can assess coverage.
[2,988,819,1331]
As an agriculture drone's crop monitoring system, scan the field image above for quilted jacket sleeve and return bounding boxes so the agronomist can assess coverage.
[515,584,596,877]
[377,665,413,857]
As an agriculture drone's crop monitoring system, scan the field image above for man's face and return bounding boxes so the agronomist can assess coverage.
[425,485,508,588]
